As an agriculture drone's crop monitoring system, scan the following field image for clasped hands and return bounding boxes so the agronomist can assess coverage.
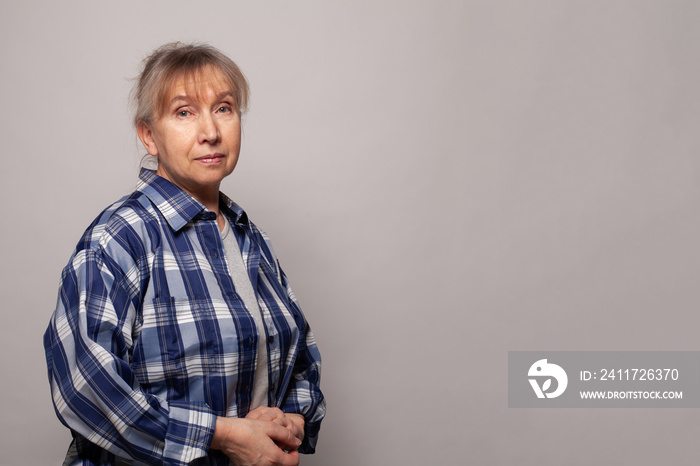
[211,407,305,466]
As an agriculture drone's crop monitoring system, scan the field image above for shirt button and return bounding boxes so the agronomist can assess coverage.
[247,336,254,345]
[267,336,274,344]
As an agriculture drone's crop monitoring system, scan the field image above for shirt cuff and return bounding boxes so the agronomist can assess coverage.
[281,386,326,454]
[162,402,216,464]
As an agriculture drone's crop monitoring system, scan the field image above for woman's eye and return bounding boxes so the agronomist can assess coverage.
[178,110,191,117]
[217,106,232,114]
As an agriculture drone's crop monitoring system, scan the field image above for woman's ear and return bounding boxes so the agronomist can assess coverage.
[137,121,159,156]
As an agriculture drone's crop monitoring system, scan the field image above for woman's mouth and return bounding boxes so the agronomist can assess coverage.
[196,154,224,164]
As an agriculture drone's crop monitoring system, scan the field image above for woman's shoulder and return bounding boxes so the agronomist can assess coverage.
[72,189,163,261]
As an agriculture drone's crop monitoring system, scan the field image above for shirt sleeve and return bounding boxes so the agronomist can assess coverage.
[43,245,216,465]
[277,265,326,454]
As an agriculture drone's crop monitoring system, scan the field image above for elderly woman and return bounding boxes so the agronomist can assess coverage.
[43,43,325,466]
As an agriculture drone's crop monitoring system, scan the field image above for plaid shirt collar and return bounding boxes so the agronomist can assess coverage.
[137,168,249,232]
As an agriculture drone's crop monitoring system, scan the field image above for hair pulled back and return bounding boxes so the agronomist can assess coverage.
[132,42,249,127]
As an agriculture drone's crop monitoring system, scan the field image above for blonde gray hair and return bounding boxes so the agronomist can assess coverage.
[131,42,249,127]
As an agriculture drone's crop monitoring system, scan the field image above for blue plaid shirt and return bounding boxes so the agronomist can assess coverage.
[44,169,325,465]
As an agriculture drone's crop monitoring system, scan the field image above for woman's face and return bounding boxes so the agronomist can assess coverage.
[138,66,241,202]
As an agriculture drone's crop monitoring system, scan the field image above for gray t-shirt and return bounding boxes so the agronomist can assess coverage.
[220,218,269,408]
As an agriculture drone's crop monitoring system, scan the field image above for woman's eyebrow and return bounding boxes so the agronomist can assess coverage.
[168,91,234,106]
[215,90,234,100]
[168,95,191,106]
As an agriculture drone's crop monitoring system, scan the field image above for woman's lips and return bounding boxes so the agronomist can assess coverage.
[196,154,224,164]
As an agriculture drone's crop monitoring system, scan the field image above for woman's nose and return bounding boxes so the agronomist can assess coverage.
[198,113,220,145]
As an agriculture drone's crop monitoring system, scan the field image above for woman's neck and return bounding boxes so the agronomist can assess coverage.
[182,184,223,229]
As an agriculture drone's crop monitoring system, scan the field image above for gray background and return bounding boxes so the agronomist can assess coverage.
[2,1,699,464]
